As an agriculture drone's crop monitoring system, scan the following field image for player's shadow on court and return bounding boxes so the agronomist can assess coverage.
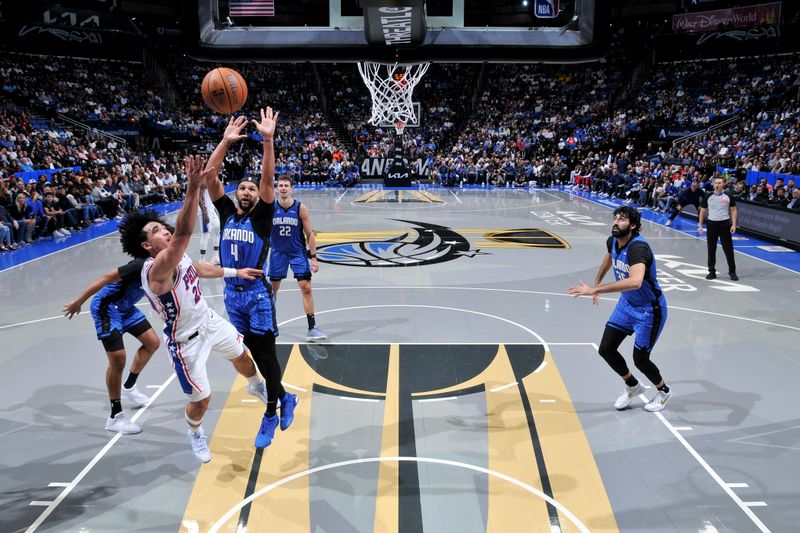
[655,379,761,427]
[281,317,414,341]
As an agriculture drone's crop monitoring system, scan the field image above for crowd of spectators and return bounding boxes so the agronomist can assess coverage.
[2,48,800,252]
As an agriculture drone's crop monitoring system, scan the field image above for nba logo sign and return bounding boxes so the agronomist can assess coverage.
[533,0,558,18]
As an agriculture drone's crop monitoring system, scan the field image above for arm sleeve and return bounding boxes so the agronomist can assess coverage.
[249,199,275,240]
[627,241,653,267]
[728,193,737,207]
[117,258,146,281]
[700,194,709,209]
[605,236,613,254]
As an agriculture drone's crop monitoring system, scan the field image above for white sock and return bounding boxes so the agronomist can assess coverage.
[247,373,262,388]
[186,413,203,434]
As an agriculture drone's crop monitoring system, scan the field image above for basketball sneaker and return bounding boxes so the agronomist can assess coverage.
[644,389,673,412]
[614,383,646,410]
[255,414,279,448]
[279,393,299,431]
[105,411,141,434]
[247,380,269,406]
[187,428,211,463]
[121,385,150,409]
[307,326,327,342]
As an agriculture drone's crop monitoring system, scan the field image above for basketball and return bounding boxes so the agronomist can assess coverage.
[201,67,248,114]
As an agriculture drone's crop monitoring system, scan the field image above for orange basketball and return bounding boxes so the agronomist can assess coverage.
[201,67,248,114]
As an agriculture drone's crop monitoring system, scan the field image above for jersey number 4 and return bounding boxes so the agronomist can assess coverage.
[230,243,239,262]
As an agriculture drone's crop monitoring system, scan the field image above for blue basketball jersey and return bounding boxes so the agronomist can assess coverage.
[217,197,273,289]
[271,200,306,253]
[93,258,146,312]
[610,235,663,307]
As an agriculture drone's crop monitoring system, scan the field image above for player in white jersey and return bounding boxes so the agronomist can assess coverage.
[198,184,220,264]
[119,155,269,463]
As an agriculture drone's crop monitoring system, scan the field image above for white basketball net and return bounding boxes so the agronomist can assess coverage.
[357,61,430,135]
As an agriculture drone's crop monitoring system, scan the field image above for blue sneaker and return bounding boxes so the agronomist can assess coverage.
[279,393,299,431]
[255,414,279,448]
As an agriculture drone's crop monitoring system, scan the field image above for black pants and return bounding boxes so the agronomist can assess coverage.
[706,219,736,274]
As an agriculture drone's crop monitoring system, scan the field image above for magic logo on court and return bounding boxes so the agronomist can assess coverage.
[315,219,569,268]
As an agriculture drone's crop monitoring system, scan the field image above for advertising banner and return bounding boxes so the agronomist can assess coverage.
[672,2,781,33]
[360,157,431,177]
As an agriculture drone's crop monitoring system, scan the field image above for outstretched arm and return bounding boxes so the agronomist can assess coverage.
[194,262,263,281]
[299,203,319,273]
[252,107,279,204]
[569,263,646,299]
[63,269,122,318]
[205,116,248,202]
[148,156,212,289]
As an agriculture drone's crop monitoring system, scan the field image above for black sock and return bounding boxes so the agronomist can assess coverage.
[110,399,122,418]
[200,249,206,256]
[266,400,278,417]
[624,376,639,387]
[307,313,316,329]
[658,383,670,393]
[123,372,139,390]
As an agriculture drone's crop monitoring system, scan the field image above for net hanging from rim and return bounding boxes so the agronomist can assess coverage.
[357,61,430,135]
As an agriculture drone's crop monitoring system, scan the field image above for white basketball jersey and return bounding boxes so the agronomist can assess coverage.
[142,253,209,342]
[199,188,220,224]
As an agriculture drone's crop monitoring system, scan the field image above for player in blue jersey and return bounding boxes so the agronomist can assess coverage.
[64,258,160,434]
[269,176,327,342]
[568,205,672,412]
[204,110,299,449]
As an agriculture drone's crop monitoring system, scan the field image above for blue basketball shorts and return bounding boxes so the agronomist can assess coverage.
[90,299,148,340]
[606,296,668,352]
[223,283,278,336]
[268,249,311,281]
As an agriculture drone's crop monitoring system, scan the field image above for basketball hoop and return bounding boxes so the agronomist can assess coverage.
[357,61,430,135]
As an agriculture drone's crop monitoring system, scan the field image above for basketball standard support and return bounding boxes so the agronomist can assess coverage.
[358,61,429,187]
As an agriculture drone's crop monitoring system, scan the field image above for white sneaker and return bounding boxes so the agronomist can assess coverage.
[614,383,646,410]
[665,219,672,226]
[247,380,270,405]
[644,389,673,412]
[307,326,328,342]
[61,228,71,235]
[52,229,65,237]
[105,411,141,434]
[187,428,211,463]
[121,385,150,409]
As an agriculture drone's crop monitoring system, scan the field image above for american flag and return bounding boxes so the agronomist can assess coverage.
[230,0,275,17]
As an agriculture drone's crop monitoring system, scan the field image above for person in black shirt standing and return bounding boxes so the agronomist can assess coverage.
[698,177,738,281]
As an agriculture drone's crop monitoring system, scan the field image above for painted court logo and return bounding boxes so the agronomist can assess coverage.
[316,220,568,268]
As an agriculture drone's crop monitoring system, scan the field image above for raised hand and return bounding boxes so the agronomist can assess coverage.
[223,116,248,145]
[185,155,214,189]
[251,107,280,141]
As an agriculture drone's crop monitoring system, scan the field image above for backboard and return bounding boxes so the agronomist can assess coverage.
[186,0,608,63]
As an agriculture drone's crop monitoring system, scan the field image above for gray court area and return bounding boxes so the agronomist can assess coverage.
[1,188,798,532]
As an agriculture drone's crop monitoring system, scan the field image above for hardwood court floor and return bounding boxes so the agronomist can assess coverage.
[1,187,797,532]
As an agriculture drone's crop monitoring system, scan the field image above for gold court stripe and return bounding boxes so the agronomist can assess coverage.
[525,351,619,532]
[180,374,265,532]
[485,345,553,530]
[373,344,400,533]
[245,344,313,532]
